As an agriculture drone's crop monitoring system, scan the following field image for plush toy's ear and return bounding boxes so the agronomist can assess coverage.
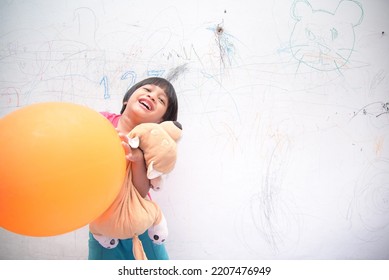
[147,161,164,179]
[128,136,140,149]
[160,121,183,141]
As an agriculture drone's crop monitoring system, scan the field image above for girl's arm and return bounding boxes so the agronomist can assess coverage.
[128,148,151,197]
[120,138,150,198]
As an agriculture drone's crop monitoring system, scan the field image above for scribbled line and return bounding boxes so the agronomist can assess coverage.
[369,70,386,95]
[346,159,389,241]
[351,102,389,119]
[207,22,236,69]
[0,87,21,108]
[166,63,188,82]
[249,138,300,253]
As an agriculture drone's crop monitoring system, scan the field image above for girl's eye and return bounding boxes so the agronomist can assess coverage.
[159,98,166,105]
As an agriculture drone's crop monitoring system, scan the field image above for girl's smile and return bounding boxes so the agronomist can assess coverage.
[138,97,154,111]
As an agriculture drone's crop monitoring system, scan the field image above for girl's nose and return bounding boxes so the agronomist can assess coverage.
[147,93,156,102]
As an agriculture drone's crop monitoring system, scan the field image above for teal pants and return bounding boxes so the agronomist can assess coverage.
[88,231,169,260]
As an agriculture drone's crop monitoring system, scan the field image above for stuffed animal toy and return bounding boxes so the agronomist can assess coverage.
[89,121,182,260]
[127,120,182,190]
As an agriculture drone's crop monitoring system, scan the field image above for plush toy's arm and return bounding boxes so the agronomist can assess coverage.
[127,123,155,148]
[128,136,140,149]
[127,121,182,192]
[128,121,182,149]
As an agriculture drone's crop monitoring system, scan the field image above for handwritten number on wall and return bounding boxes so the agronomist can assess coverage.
[100,76,110,100]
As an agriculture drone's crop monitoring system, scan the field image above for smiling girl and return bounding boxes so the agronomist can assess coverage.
[88,77,179,260]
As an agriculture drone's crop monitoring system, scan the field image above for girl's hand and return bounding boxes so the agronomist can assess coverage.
[116,128,150,197]
[116,129,144,162]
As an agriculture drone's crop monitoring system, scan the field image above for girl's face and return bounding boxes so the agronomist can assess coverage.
[123,84,168,124]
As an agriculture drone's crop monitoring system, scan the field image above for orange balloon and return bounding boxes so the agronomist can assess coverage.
[0,102,126,236]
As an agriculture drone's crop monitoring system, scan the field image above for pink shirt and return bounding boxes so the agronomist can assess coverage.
[100,112,121,128]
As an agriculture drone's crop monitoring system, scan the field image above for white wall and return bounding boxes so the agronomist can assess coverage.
[1,0,389,259]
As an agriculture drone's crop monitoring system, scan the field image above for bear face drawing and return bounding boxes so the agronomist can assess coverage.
[289,0,363,71]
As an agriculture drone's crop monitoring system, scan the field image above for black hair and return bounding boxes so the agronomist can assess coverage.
[120,77,178,121]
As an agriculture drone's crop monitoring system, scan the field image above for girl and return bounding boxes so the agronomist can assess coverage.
[88,77,178,260]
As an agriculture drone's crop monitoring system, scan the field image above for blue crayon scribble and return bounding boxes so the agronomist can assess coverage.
[121,71,136,90]
[147,70,165,77]
[207,22,236,67]
[100,76,110,99]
